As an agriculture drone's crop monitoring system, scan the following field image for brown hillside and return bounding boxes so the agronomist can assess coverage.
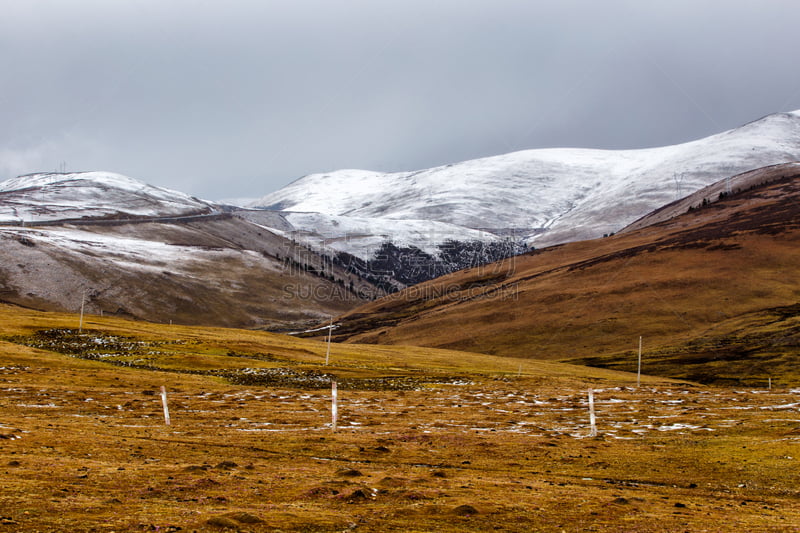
[334,167,800,385]
[622,161,800,232]
[0,217,376,330]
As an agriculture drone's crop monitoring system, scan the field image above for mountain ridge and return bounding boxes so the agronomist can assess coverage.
[328,167,800,384]
[3,110,800,336]
[251,110,800,256]
[0,171,217,224]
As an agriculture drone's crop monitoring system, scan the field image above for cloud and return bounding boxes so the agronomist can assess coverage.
[2,1,800,199]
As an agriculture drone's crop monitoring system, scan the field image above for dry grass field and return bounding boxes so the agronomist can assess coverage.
[2,305,800,532]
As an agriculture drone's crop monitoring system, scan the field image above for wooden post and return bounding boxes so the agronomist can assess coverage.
[588,388,597,437]
[331,381,338,432]
[78,291,86,333]
[160,386,171,426]
[325,317,333,366]
[637,336,642,388]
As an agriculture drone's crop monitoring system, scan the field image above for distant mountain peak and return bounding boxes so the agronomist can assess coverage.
[0,171,215,224]
[3,171,147,191]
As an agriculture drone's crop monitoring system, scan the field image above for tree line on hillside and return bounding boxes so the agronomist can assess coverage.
[332,239,530,294]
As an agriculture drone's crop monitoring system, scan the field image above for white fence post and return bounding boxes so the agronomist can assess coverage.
[637,336,642,387]
[160,386,171,426]
[331,381,338,432]
[325,317,333,366]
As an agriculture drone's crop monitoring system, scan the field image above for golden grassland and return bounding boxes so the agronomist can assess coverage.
[2,305,800,532]
[0,304,644,383]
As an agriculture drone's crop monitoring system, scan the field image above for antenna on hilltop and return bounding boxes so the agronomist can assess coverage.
[673,172,685,200]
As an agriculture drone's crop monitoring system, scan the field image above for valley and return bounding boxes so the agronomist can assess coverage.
[3,111,800,331]
[1,110,800,531]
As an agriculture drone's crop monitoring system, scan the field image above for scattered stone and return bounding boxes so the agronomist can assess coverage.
[674,502,687,508]
[400,490,432,501]
[7,460,21,467]
[373,446,390,453]
[184,465,209,472]
[431,470,447,478]
[612,497,630,505]
[453,504,479,516]
[223,512,263,524]
[378,477,406,488]
[206,516,240,529]
[346,489,371,502]
[215,461,238,470]
[206,511,264,529]
[304,486,339,498]
[192,478,221,488]
[336,468,363,477]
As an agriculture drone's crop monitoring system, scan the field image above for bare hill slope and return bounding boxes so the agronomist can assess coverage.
[0,172,378,328]
[332,167,800,385]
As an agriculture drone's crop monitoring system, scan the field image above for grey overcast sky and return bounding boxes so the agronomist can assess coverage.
[2,0,800,201]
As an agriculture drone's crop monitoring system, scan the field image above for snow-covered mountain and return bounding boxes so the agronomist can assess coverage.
[3,110,800,326]
[251,110,800,254]
[0,171,379,328]
[0,171,217,223]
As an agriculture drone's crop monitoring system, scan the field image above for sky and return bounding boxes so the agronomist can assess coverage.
[2,0,800,202]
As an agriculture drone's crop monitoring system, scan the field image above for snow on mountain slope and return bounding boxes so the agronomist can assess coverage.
[0,171,216,223]
[0,217,375,328]
[275,212,506,259]
[251,111,800,251]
